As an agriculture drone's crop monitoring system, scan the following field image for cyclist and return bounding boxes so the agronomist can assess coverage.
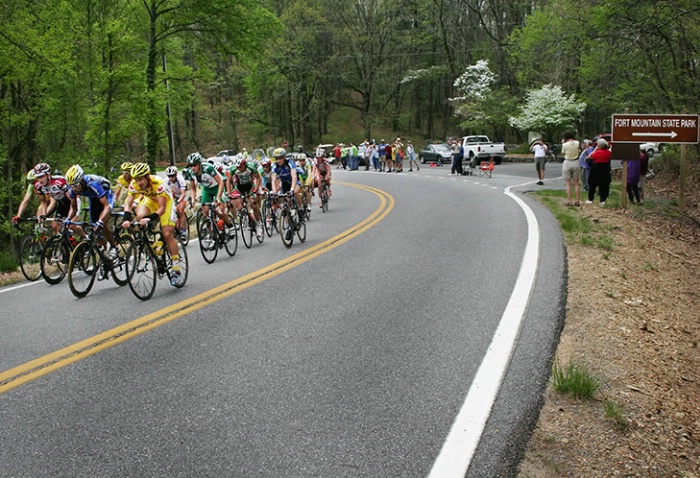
[12,169,42,225]
[258,157,273,190]
[64,164,119,260]
[271,148,300,204]
[227,154,264,240]
[295,153,314,213]
[121,163,182,287]
[30,163,74,234]
[186,152,233,232]
[313,151,332,208]
[165,165,189,239]
[113,161,134,205]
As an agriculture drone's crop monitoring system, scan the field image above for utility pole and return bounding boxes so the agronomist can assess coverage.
[163,50,176,166]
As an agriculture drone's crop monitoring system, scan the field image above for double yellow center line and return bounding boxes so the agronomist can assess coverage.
[0,183,394,395]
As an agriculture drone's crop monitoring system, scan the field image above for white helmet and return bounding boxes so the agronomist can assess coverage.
[233,154,246,168]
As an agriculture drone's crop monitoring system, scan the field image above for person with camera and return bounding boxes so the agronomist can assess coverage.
[530,138,548,185]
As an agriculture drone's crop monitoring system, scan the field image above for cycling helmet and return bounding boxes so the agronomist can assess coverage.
[65,164,85,186]
[295,153,307,161]
[130,162,151,178]
[233,154,246,168]
[260,157,271,166]
[120,161,133,172]
[26,170,36,181]
[186,152,203,166]
[215,162,226,174]
[272,147,286,159]
[165,166,178,176]
[34,163,51,178]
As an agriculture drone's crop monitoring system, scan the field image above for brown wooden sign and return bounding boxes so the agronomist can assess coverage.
[612,114,700,144]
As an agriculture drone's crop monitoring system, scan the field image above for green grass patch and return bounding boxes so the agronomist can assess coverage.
[596,235,615,250]
[643,261,657,272]
[551,358,600,400]
[603,400,629,430]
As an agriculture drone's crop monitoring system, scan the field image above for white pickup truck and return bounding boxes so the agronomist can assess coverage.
[461,135,506,166]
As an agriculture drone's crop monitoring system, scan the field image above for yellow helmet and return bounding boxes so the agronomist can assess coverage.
[26,170,36,181]
[130,162,150,178]
[120,161,133,172]
[272,147,287,159]
[65,164,85,186]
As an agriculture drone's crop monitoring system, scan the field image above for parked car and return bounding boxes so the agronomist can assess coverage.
[419,143,452,164]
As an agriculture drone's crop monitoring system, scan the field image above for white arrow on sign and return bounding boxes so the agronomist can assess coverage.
[632,131,678,139]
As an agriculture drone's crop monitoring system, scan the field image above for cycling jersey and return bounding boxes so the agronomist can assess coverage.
[272,158,297,184]
[196,163,224,190]
[69,174,114,223]
[166,174,187,200]
[229,163,259,188]
[297,162,313,186]
[116,174,130,189]
[128,175,176,228]
[35,176,70,201]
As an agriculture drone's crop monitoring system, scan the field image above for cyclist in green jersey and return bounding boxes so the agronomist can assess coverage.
[186,153,233,231]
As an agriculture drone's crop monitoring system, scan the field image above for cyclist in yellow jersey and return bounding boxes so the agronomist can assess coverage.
[113,162,135,205]
[12,170,40,224]
[121,163,182,287]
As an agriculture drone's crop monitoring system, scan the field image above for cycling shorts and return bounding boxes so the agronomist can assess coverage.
[200,187,224,205]
[140,196,177,228]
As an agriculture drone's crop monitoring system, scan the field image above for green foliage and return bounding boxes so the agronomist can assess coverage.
[551,357,600,400]
[0,250,18,274]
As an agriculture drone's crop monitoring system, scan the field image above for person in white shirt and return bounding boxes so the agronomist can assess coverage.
[530,138,548,185]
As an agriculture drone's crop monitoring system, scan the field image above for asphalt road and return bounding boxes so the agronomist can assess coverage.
[0,161,567,478]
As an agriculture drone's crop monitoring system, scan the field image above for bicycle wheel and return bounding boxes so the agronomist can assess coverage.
[223,213,238,256]
[41,236,70,285]
[165,239,188,289]
[295,212,307,243]
[20,234,43,281]
[126,239,157,300]
[279,210,294,249]
[198,217,219,263]
[67,241,99,298]
[109,235,132,286]
[321,185,329,213]
[264,202,276,237]
[240,211,252,249]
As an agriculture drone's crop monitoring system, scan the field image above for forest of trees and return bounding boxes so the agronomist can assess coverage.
[2,0,700,254]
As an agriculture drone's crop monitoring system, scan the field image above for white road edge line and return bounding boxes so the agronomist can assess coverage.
[428,184,540,477]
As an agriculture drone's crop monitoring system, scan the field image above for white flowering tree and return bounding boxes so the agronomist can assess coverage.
[449,60,516,139]
[508,84,586,142]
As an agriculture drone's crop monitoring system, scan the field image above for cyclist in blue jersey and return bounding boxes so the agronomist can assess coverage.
[270,148,301,207]
[65,164,119,259]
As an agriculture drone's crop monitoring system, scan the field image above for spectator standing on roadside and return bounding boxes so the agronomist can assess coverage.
[393,138,404,172]
[378,140,387,171]
[358,141,367,170]
[586,138,612,205]
[407,140,419,171]
[638,150,649,204]
[626,152,642,204]
[385,142,393,172]
[370,141,380,171]
[341,143,349,170]
[530,138,548,185]
[349,142,359,170]
[333,144,342,169]
[578,139,594,191]
[561,131,581,206]
[450,139,461,175]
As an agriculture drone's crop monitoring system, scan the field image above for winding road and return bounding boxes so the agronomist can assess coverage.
[0,162,567,477]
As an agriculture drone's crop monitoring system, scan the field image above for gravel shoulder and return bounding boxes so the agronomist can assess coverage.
[517,176,700,477]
